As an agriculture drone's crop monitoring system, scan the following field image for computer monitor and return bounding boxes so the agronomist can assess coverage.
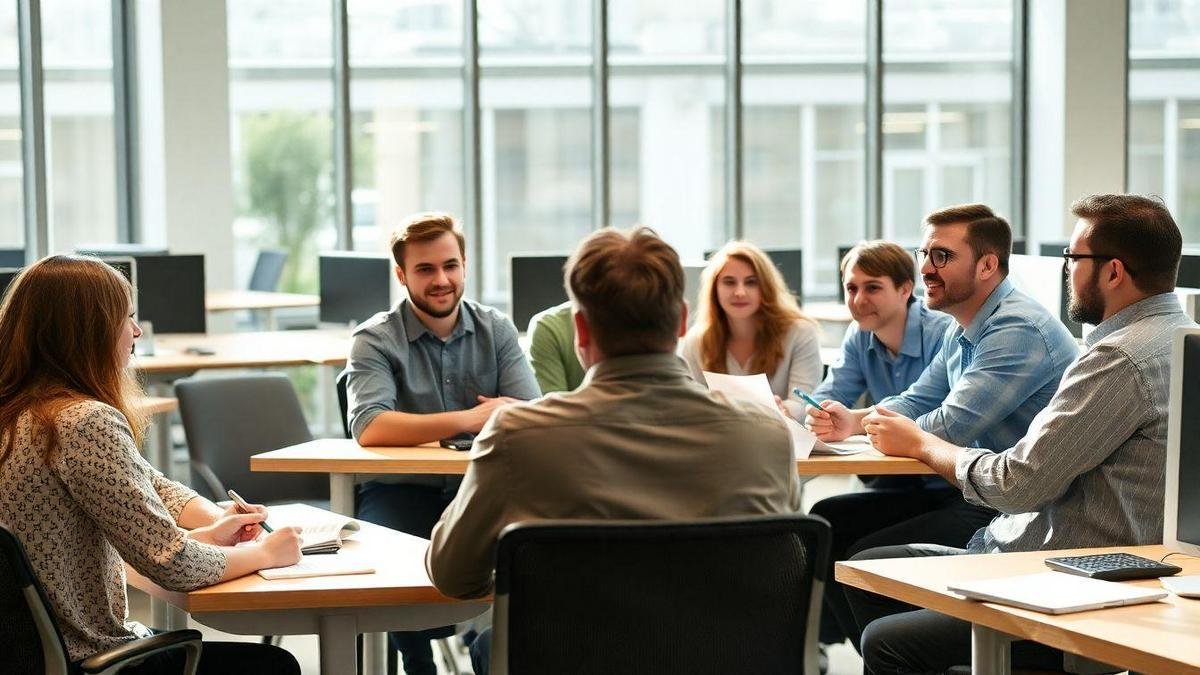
[1176,253,1200,289]
[1038,241,1068,258]
[0,248,24,268]
[1009,253,1083,338]
[133,254,206,334]
[703,247,803,300]
[319,252,392,325]
[1164,327,1200,556]
[510,254,570,332]
[0,268,19,298]
[94,256,137,312]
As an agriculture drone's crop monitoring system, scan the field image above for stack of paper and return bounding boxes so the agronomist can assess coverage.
[702,371,819,459]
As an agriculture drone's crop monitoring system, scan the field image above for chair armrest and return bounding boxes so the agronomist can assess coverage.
[78,629,203,674]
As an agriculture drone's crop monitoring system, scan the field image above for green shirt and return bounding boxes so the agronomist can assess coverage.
[528,301,586,393]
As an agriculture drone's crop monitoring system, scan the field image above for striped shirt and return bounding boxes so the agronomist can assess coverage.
[957,293,1196,553]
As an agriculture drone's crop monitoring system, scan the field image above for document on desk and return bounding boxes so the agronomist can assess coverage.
[812,435,878,456]
[258,555,375,580]
[265,508,362,554]
[702,371,817,459]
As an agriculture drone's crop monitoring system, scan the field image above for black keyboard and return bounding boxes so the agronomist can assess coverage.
[1044,553,1182,581]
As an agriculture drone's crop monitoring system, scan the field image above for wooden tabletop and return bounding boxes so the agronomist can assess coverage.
[837,544,1200,674]
[136,396,178,416]
[206,290,320,312]
[251,438,934,477]
[126,504,467,613]
[132,329,350,374]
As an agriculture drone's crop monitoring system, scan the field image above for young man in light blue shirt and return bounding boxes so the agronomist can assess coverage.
[811,241,953,408]
[807,204,1078,652]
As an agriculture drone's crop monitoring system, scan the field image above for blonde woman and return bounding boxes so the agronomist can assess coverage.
[0,256,302,674]
[680,242,822,403]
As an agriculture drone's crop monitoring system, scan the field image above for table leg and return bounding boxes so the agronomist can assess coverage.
[318,614,358,675]
[330,473,355,516]
[318,365,336,436]
[154,411,173,481]
[264,307,277,332]
[971,623,1012,675]
[363,631,387,675]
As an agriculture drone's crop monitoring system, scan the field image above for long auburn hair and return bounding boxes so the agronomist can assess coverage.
[0,255,146,466]
[693,242,811,375]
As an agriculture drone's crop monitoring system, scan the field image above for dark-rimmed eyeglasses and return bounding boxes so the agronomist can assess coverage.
[1061,248,1136,275]
[915,247,955,269]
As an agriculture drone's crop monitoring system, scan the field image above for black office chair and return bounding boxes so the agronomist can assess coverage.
[0,522,203,675]
[248,249,288,293]
[491,514,831,675]
[335,370,352,440]
[175,374,328,507]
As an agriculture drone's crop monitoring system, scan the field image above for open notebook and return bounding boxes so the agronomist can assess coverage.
[812,434,877,456]
[296,518,362,555]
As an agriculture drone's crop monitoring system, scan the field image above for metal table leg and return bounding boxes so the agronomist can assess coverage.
[971,623,1012,675]
[318,613,358,675]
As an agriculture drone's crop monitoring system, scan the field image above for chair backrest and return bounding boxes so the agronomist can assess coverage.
[248,249,287,292]
[335,370,352,440]
[175,374,327,504]
[491,514,831,675]
[0,523,71,675]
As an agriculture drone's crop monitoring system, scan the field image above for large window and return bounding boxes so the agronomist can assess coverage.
[349,0,464,258]
[609,0,725,263]
[741,0,866,296]
[882,0,1013,246]
[479,0,592,308]
[1128,0,1200,243]
[41,0,118,252]
[0,3,22,252]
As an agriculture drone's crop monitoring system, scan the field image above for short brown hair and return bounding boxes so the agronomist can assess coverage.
[389,212,466,268]
[840,240,916,290]
[925,203,1011,274]
[566,226,684,356]
[1070,194,1181,295]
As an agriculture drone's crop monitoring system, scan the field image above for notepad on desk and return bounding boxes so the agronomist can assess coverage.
[258,555,375,580]
[948,572,1167,614]
[812,435,878,456]
[297,518,362,555]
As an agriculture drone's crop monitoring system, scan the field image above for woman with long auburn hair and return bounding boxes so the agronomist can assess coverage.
[0,256,303,675]
[679,241,823,404]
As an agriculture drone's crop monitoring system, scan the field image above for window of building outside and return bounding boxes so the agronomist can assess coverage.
[609,0,726,264]
[349,0,464,265]
[0,2,22,254]
[737,0,866,297]
[882,0,1013,247]
[1128,0,1200,245]
[479,0,591,311]
[41,0,119,253]
[227,0,335,294]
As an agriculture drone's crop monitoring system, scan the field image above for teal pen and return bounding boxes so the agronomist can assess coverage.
[792,388,823,409]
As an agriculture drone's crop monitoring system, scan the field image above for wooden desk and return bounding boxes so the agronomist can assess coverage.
[133,328,349,376]
[837,544,1200,675]
[127,504,488,675]
[252,439,934,515]
[206,290,320,330]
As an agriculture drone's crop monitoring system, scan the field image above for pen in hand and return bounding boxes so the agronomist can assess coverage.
[792,388,824,410]
[227,488,274,533]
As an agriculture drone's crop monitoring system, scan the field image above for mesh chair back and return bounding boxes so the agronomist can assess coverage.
[248,249,287,292]
[492,515,830,675]
[0,523,71,675]
[175,374,327,504]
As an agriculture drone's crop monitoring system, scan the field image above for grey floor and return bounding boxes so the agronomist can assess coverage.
[129,473,867,675]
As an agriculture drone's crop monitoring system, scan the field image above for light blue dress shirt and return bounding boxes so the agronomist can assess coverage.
[879,278,1079,451]
[812,299,954,407]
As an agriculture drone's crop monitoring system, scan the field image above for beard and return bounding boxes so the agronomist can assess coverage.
[409,283,463,319]
[1067,267,1105,325]
[922,272,975,311]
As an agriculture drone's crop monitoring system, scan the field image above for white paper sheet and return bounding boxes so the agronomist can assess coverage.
[702,371,818,459]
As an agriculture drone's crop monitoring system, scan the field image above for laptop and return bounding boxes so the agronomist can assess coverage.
[947,572,1168,615]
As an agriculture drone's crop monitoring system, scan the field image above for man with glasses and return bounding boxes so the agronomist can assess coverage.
[846,193,1194,673]
[806,203,1078,653]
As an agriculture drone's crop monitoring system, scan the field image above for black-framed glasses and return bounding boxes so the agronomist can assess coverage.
[915,247,955,269]
[1061,248,1136,275]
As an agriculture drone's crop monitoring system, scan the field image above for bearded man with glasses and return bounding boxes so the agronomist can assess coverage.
[806,203,1080,655]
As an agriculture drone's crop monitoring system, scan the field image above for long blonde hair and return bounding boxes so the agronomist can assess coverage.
[694,242,810,375]
[0,256,147,466]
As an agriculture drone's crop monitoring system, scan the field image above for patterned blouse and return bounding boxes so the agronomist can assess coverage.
[0,400,226,662]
